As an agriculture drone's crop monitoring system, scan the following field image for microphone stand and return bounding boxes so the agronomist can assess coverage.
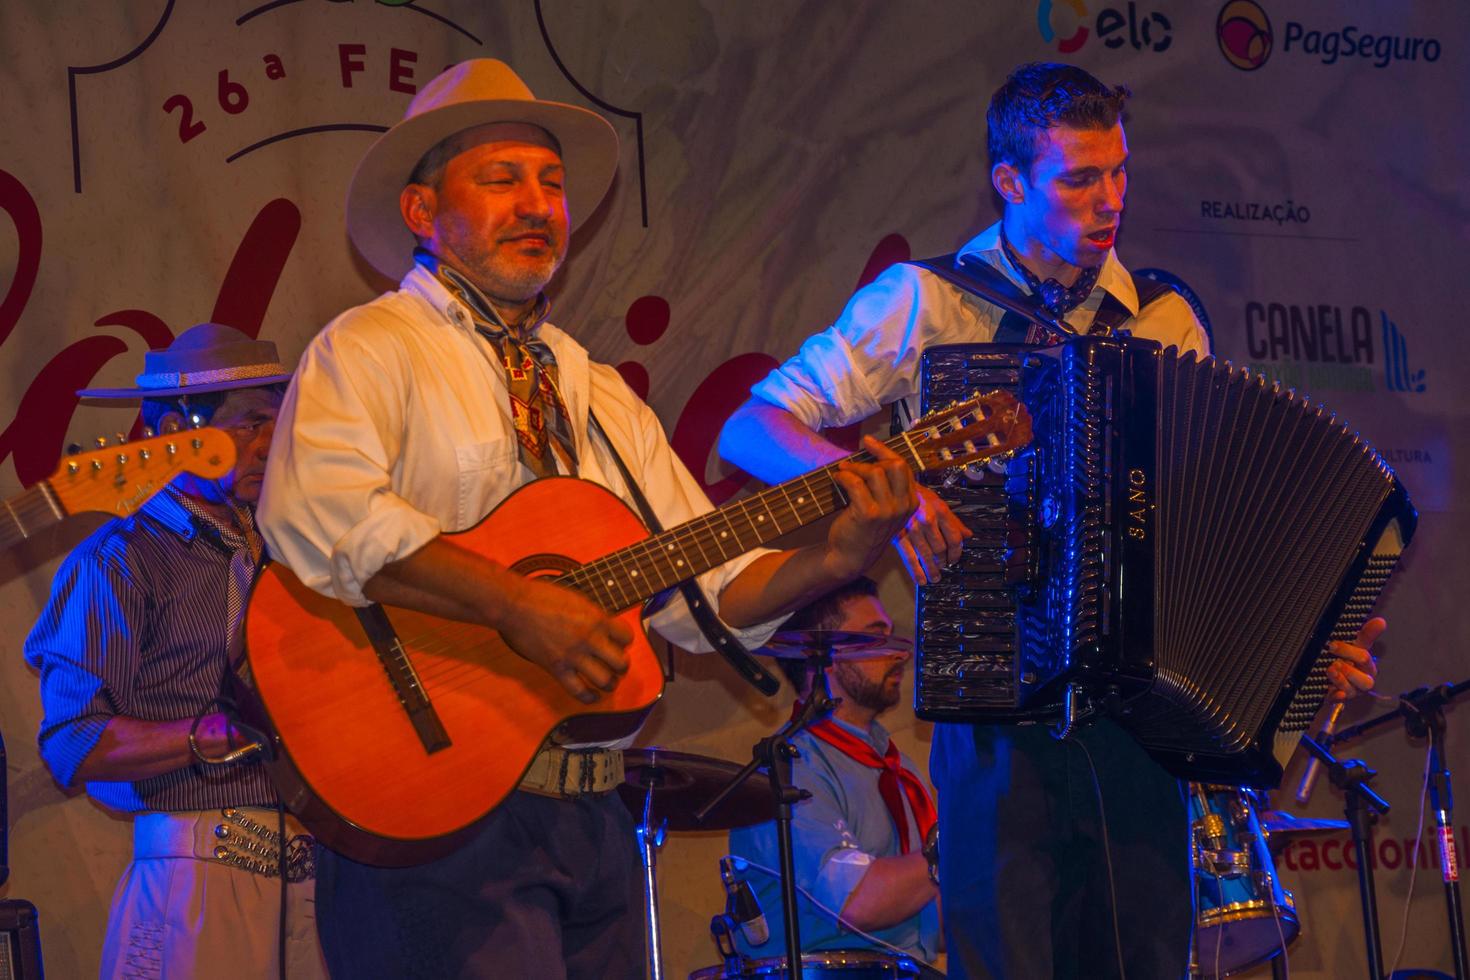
[635,768,669,980]
[1328,679,1470,979]
[696,646,840,980]
[1300,734,1392,980]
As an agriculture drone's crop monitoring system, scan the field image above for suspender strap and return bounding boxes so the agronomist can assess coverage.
[587,411,781,697]
[907,252,1178,341]
[907,253,1072,344]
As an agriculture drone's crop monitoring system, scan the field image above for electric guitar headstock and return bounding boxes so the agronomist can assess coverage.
[46,428,237,518]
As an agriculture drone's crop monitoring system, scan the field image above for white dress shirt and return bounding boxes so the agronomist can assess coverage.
[752,221,1210,429]
[259,263,780,656]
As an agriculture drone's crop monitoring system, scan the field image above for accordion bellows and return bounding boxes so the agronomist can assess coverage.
[915,338,1415,785]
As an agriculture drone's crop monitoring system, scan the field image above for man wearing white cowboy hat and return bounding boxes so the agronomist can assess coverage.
[258,59,920,976]
[25,323,328,978]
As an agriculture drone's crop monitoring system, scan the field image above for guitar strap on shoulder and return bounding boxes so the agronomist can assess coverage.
[907,252,1177,342]
[587,410,781,697]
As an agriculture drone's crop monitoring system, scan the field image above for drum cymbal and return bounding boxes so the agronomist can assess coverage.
[1258,810,1351,835]
[617,748,776,832]
[757,629,914,661]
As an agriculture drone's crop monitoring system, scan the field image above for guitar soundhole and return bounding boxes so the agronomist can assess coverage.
[512,554,579,579]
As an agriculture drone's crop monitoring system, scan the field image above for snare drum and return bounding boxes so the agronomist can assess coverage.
[1190,785,1299,977]
[689,949,922,979]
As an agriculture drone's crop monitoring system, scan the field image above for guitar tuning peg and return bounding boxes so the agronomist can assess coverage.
[66,443,83,456]
[189,413,206,429]
[95,436,109,448]
[115,432,129,445]
[142,426,156,439]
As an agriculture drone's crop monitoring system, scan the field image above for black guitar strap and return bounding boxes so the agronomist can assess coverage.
[588,410,782,697]
[907,252,1176,343]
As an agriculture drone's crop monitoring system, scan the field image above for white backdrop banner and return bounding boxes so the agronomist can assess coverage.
[1,2,1465,977]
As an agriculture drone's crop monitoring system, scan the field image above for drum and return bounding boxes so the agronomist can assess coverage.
[1190,785,1300,977]
[689,949,922,979]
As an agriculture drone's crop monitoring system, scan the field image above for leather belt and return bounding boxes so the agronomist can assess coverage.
[518,745,624,799]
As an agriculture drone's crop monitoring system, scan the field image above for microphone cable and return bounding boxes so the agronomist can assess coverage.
[735,856,944,977]
[1070,738,1127,980]
[1387,739,1435,978]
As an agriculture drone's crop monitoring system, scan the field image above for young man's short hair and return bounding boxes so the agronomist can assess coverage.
[986,62,1130,177]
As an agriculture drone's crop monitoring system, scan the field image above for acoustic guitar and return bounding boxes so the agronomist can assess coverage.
[1,429,235,550]
[243,392,1031,865]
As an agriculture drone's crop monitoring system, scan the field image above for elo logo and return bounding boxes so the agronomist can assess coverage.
[1217,0,1273,71]
[1037,1,1172,55]
[1038,0,1090,54]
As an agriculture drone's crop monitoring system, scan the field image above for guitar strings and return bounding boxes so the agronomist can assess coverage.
[293,402,1002,701]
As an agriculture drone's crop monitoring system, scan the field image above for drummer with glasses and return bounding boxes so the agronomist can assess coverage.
[727,577,941,966]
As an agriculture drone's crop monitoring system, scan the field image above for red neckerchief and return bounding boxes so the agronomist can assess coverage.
[793,701,937,854]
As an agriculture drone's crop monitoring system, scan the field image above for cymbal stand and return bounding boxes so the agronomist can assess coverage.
[1329,679,1470,979]
[1300,734,1392,980]
[696,646,839,980]
[635,772,669,980]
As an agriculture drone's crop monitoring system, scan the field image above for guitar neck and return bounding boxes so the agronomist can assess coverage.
[561,433,924,611]
[0,482,65,551]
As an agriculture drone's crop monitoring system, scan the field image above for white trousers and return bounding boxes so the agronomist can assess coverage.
[98,808,328,980]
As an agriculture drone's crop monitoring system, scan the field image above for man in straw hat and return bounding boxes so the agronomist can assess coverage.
[259,59,919,976]
[25,323,328,977]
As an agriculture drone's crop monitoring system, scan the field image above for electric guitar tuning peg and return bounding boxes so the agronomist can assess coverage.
[95,436,109,449]
[66,443,83,456]
[115,432,128,445]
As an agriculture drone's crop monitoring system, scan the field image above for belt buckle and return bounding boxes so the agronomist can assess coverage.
[578,751,597,794]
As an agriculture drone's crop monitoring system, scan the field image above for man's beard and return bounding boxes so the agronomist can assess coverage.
[833,661,903,713]
[454,226,563,304]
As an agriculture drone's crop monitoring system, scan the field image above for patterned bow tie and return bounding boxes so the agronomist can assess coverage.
[1001,235,1103,323]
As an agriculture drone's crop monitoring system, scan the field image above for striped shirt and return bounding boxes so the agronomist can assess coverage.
[24,487,277,812]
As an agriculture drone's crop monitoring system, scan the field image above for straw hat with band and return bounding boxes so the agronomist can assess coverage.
[347,58,620,282]
[77,322,292,399]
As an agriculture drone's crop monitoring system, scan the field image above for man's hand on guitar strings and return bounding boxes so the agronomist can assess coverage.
[824,436,923,581]
[894,484,972,586]
[498,576,634,704]
[1325,616,1386,703]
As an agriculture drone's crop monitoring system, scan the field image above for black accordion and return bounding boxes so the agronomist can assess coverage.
[914,337,1416,785]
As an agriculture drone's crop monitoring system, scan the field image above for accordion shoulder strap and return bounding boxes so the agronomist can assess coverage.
[907,252,1177,342]
[906,253,1066,344]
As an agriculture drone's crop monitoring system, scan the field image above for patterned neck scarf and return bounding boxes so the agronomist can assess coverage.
[417,249,577,478]
[1001,233,1105,329]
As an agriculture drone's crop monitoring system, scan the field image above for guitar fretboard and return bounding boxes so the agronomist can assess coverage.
[561,434,923,612]
[0,483,64,551]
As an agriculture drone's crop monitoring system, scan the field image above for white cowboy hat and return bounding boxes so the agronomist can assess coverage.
[346,59,620,281]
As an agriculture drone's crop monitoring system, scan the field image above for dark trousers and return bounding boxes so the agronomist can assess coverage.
[315,790,645,980]
[932,720,1193,980]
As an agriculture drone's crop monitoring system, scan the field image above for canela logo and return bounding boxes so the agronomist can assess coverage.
[1037,1,1172,55]
[1381,311,1426,393]
[1241,301,1426,395]
[1217,0,1273,71]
